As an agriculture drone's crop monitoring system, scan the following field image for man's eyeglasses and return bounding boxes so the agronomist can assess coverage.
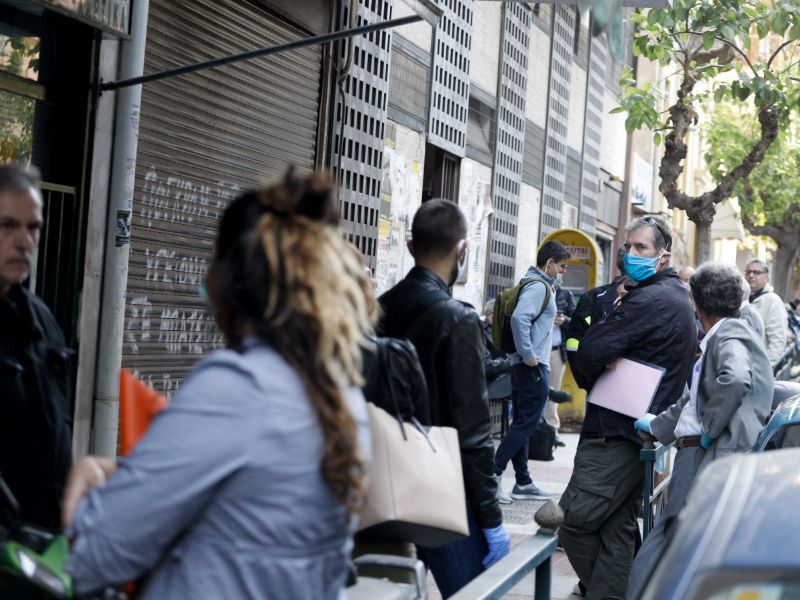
[745,270,767,276]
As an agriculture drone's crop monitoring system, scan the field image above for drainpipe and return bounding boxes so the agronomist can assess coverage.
[93,0,150,458]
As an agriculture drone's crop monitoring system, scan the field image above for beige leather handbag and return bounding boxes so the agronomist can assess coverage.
[358,402,469,547]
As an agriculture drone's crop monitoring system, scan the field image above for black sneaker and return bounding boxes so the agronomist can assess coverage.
[554,435,566,447]
[549,388,572,404]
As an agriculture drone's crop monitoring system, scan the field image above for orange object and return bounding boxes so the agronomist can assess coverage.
[119,369,169,457]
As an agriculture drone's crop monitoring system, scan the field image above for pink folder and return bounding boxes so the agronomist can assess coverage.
[587,357,666,418]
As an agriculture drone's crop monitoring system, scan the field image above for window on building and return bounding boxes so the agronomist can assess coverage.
[466,95,496,165]
[423,144,461,203]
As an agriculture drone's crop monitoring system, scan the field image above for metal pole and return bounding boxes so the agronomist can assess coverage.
[99,15,423,93]
[92,0,149,458]
[534,556,551,600]
[641,449,655,540]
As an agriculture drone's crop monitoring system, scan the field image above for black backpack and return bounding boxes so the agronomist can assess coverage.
[528,418,556,461]
[362,337,431,425]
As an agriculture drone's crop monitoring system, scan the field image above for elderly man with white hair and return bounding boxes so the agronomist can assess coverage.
[628,262,774,599]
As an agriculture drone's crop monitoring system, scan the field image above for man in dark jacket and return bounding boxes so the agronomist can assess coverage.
[482,299,512,393]
[565,245,629,391]
[0,165,72,529]
[559,217,695,600]
[379,199,509,597]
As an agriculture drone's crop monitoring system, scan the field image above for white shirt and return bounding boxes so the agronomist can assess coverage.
[551,323,562,348]
[673,318,728,439]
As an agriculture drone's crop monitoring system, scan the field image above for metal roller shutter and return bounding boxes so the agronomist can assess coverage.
[122,0,322,394]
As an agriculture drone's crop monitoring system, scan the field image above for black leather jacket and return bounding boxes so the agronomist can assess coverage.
[482,322,511,382]
[379,267,502,529]
[0,285,73,528]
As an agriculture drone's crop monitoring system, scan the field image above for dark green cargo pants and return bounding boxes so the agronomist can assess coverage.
[558,438,644,600]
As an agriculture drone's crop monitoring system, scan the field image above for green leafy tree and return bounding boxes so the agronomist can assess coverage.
[615,0,800,262]
[0,35,39,164]
[705,103,800,299]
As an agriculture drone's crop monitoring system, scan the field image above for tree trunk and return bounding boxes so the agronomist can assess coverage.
[790,259,800,303]
[693,219,712,264]
[772,243,800,300]
[687,204,716,264]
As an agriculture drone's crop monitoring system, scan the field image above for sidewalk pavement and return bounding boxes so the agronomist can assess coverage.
[427,432,583,600]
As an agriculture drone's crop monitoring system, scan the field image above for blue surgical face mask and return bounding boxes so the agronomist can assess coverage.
[624,252,663,282]
[554,273,563,287]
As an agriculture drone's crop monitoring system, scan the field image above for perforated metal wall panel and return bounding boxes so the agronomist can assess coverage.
[565,151,581,207]
[522,119,545,189]
[122,0,322,393]
[579,32,605,234]
[486,2,530,300]
[388,34,430,132]
[538,5,574,241]
[428,0,473,156]
[332,0,394,271]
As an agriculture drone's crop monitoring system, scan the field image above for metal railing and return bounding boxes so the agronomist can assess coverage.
[489,398,511,438]
[640,437,674,540]
[450,530,558,600]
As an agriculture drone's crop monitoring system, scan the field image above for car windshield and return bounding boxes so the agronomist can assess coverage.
[764,424,800,451]
[692,570,800,600]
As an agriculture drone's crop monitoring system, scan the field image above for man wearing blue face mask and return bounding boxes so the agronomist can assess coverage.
[493,241,570,503]
[558,216,696,600]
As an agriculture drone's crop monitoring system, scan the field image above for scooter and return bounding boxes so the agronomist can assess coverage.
[0,473,126,599]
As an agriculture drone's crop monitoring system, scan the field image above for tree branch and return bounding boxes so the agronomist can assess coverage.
[696,105,779,210]
[740,179,800,243]
[660,94,779,233]
[668,30,755,74]
[658,73,698,212]
[743,218,785,241]
[768,38,798,70]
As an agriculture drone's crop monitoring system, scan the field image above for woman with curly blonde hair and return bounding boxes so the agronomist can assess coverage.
[63,169,373,599]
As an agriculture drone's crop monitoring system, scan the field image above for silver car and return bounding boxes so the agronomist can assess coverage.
[641,448,800,600]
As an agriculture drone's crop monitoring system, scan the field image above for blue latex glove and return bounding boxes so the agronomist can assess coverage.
[482,524,511,569]
[700,431,714,449]
[634,413,656,434]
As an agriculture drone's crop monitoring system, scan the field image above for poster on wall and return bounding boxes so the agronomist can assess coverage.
[453,159,492,310]
[630,152,654,212]
[375,124,425,294]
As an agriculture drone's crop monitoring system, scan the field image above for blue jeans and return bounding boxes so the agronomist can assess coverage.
[493,362,549,485]
[416,503,487,598]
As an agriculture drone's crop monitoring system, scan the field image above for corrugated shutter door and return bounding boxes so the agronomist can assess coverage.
[122,0,322,393]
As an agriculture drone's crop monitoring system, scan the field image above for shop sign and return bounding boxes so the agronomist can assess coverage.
[565,245,590,261]
[30,0,131,36]
[630,152,654,212]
